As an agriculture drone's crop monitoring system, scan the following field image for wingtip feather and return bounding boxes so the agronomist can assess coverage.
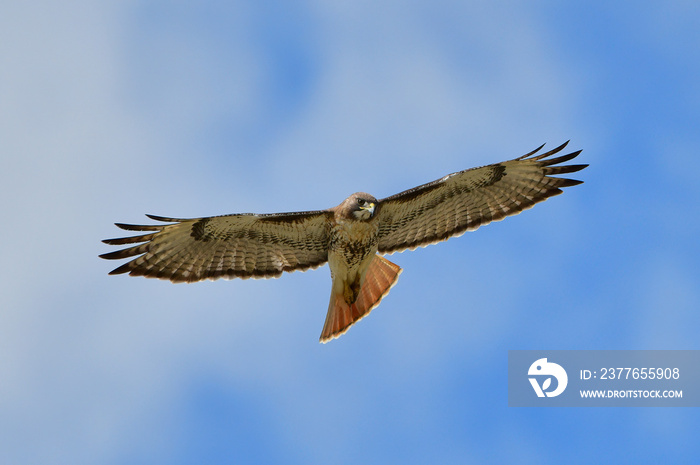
[556,178,584,188]
[518,142,547,159]
[106,262,132,275]
[145,214,183,223]
[115,223,162,232]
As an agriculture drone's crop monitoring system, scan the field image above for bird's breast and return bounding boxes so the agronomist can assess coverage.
[328,219,379,269]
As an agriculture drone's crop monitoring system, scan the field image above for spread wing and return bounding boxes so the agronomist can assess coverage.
[376,141,587,254]
[100,210,334,282]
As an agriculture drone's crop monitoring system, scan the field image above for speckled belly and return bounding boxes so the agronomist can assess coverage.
[328,220,379,269]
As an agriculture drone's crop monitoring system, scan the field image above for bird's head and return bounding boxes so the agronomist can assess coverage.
[341,192,378,221]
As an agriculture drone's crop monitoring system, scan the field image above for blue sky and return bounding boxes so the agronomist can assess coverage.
[2,1,699,464]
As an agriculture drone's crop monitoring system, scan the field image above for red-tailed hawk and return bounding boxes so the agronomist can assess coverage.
[101,142,586,342]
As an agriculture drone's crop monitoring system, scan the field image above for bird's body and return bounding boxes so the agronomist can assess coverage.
[329,217,378,303]
[101,142,587,342]
[322,193,401,341]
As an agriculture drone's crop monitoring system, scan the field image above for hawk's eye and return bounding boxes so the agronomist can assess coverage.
[357,198,365,206]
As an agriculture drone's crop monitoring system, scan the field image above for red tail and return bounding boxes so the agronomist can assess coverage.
[319,255,402,343]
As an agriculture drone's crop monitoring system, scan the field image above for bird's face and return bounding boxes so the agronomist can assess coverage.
[347,193,377,221]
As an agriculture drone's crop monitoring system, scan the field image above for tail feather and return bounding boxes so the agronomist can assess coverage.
[319,255,402,343]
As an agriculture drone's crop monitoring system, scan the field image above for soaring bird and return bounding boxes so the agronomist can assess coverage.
[100,142,586,342]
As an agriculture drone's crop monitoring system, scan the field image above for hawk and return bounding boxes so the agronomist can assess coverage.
[101,142,586,342]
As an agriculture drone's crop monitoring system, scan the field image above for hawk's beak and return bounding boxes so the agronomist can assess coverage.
[361,202,376,216]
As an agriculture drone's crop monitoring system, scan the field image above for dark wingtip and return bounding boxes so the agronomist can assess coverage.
[107,263,132,275]
[145,214,183,222]
[114,223,162,232]
[539,150,583,167]
[519,142,547,159]
[533,141,571,160]
[566,163,589,173]
[99,250,126,260]
[558,178,584,188]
